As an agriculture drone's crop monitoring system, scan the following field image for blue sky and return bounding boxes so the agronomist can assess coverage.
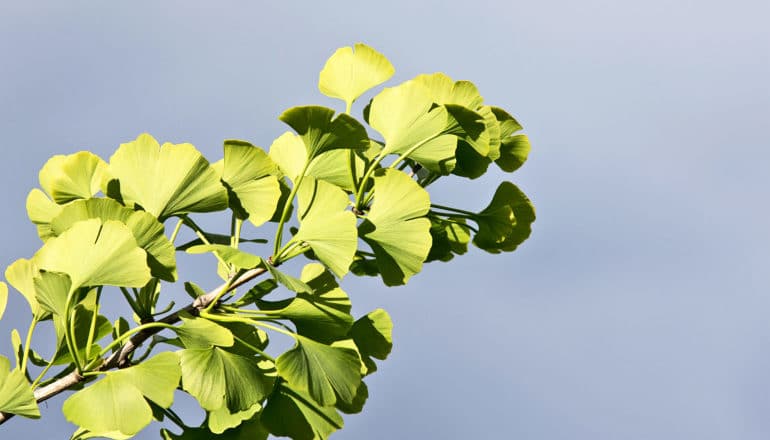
[1,1,768,438]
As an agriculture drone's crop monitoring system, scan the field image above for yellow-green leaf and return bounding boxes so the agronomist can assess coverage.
[319,43,395,110]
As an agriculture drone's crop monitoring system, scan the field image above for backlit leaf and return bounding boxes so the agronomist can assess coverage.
[261,382,343,440]
[186,244,263,270]
[319,43,395,110]
[107,133,228,220]
[279,106,369,161]
[359,169,432,286]
[0,355,40,418]
[39,151,108,204]
[25,189,62,241]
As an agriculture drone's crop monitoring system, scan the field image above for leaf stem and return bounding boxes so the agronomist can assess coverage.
[430,204,477,217]
[202,268,247,313]
[84,288,102,362]
[273,160,312,257]
[119,287,142,316]
[181,214,229,268]
[169,218,184,245]
[20,315,39,376]
[232,334,275,362]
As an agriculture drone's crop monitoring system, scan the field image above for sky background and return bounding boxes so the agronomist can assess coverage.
[1,1,768,439]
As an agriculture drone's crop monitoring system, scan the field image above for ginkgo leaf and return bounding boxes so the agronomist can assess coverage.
[276,334,362,406]
[63,352,180,437]
[33,219,151,289]
[218,140,281,227]
[50,198,177,281]
[426,218,471,263]
[319,43,395,110]
[0,355,40,418]
[0,282,6,321]
[107,133,228,220]
[412,72,484,109]
[178,347,275,413]
[33,271,71,316]
[359,169,432,286]
[368,80,451,160]
[259,263,353,343]
[278,106,369,161]
[496,134,531,173]
[351,308,393,362]
[208,402,261,435]
[261,382,344,440]
[472,182,536,253]
[161,417,268,440]
[186,244,263,270]
[286,177,357,277]
[5,258,43,316]
[265,265,312,294]
[25,188,62,241]
[176,313,235,349]
[49,294,112,366]
[268,132,307,183]
[39,151,109,204]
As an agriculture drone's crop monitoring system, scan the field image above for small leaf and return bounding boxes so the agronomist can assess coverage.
[178,347,275,413]
[33,219,151,289]
[319,43,395,109]
[107,133,228,220]
[38,151,109,204]
[426,218,470,262]
[288,177,357,277]
[219,140,282,227]
[50,198,177,281]
[0,355,40,418]
[335,381,369,414]
[359,169,432,286]
[261,382,344,440]
[33,271,71,316]
[63,353,181,436]
[25,188,62,241]
[412,72,484,109]
[208,402,261,435]
[496,134,531,173]
[279,106,369,161]
[176,313,235,349]
[352,308,393,362]
[186,244,263,270]
[276,334,362,406]
[161,417,268,440]
[5,258,43,316]
[472,182,536,253]
[265,265,312,294]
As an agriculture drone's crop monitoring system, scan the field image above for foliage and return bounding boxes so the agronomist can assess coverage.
[0,43,535,439]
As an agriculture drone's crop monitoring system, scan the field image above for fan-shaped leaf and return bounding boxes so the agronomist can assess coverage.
[161,417,268,440]
[496,134,531,173]
[426,218,471,262]
[176,314,235,349]
[33,219,151,289]
[359,169,432,286]
[217,140,281,227]
[62,352,180,437]
[39,151,108,204]
[207,402,262,435]
[319,43,395,109]
[278,106,369,161]
[50,198,177,281]
[287,177,357,277]
[0,355,40,418]
[351,308,393,362]
[107,133,228,220]
[178,347,275,413]
[412,72,484,109]
[472,182,536,253]
[26,189,62,241]
[276,334,362,406]
[33,271,71,316]
[262,382,343,440]
[5,258,43,316]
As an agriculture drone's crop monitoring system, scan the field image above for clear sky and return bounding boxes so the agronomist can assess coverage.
[1,1,768,439]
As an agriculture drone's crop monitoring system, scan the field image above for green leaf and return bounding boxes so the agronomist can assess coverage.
[208,402,261,435]
[335,381,368,415]
[107,133,228,220]
[63,352,180,436]
[176,313,235,349]
[33,271,71,316]
[5,258,43,316]
[38,151,109,204]
[268,132,307,183]
[318,43,395,110]
[186,244,263,270]
[261,382,343,440]
[276,334,362,406]
[50,197,177,281]
[496,134,531,173]
[176,233,267,251]
[26,188,62,241]
[70,427,132,440]
[412,72,484,109]
[0,281,6,321]
[490,106,523,138]
[279,106,370,161]
[50,297,112,365]
[359,169,432,286]
[472,182,536,253]
[288,177,357,277]
[265,265,312,294]
[426,218,470,262]
[178,347,275,413]
[368,80,452,161]
[351,308,393,361]
[260,263,353,343]
[33,219,151,289]
[0,355,40,418]
[218,140,282,227]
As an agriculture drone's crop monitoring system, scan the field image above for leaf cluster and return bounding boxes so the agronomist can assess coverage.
[0,43,535,439]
